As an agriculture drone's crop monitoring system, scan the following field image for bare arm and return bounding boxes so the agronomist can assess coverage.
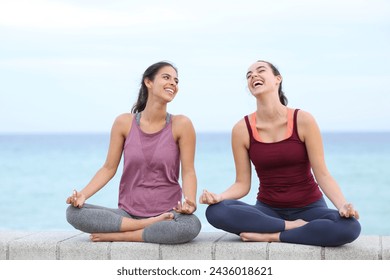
[66,113,131,207]
[200,119,252,204]
[172,115,197,214]
[298,110,359,218]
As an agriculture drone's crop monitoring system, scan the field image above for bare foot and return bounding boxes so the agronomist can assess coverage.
[239,219,308,242]
[285,219,308,230]
[149,212,175,223]
[90,230,143,242]
[120,212,174,231]
[91,213,175,242]
[240,232,280,242]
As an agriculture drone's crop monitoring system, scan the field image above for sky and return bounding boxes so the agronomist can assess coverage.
[0,0,389,133]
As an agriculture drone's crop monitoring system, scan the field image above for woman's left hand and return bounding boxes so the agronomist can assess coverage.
[66,189,86,208]
[173,197,197,214]
[339,203,359,219]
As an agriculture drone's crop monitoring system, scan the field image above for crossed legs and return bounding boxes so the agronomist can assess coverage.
[66,204,201,244]
[206,198,360,246]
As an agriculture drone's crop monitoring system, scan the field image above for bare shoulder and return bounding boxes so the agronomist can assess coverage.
[172,114,195,131]
[297,109,316,124]
[172,114,193,126]
[232,118,247,135]
[171,114,195,140]
[113,113,133,137]
[296,110,320,141]
[114,113,133,127]
[232,118,249,148]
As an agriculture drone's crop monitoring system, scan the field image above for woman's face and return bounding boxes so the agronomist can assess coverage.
[146,66,179,102]
[246,61,281,96]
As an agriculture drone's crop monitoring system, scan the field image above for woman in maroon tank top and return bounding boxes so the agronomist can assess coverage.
[200,60,361,247]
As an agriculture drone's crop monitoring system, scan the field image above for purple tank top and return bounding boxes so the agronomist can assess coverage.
[118,113,182,217]
[244,109,323,208]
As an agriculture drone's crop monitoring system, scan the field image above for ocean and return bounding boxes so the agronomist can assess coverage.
[0,132,389,235]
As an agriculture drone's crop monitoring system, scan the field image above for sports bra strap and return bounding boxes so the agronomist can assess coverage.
[245,108,297,142]
[135,112,171,126]
[166,113,171,124]
[135,112,141,125]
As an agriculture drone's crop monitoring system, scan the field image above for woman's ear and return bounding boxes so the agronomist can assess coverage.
[276,75,282,85]
[144,78,153,89]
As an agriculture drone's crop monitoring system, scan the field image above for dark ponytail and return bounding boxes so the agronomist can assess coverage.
[257,60,288,105]
[131,61,178,113]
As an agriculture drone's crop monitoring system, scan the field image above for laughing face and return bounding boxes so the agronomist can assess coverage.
[246,61,282,97]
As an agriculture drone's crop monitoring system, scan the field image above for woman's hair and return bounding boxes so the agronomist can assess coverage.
[131,61,178,113]
[257,60,288,105]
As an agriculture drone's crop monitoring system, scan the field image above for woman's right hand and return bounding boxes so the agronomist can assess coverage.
[199,189,222,205]
[66,189,86,208]
[339,203,360,219]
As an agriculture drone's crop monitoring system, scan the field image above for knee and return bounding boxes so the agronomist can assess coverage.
[66,205,76,224]
[205,201,229,226]
[326,218,362,246]
[340,218,361,244]
[66,205,83,230]
[144,214,202,244]
[177,214,202,243]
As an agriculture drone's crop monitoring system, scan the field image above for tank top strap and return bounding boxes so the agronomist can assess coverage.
[244,115,254,141]
[291,109,300,139]
[135,112,171,126]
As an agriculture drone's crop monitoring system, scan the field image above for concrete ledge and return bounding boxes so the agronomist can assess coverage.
[1,231,388,260]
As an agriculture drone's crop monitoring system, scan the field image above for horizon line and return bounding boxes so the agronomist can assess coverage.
[1,130,390,135]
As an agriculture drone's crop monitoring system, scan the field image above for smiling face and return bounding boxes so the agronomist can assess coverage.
[246,61,282,97]
[145,66,179,102]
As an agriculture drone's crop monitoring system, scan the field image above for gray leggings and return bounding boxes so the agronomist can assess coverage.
[66,203,201,244]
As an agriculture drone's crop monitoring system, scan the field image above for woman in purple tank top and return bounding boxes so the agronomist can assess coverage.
[65,61,201,244]
[200,60,361,247]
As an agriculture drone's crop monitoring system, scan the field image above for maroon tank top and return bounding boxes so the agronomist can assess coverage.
[244,109,322,208]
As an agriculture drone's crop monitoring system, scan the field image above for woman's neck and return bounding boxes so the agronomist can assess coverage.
[255,95,286,121]
[140,102,167,124]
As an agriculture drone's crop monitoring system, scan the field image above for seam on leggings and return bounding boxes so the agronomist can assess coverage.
[320,246,325,260]
[379,236,383,260]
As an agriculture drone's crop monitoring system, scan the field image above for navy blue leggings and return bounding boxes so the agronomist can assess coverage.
[206,197,361,247]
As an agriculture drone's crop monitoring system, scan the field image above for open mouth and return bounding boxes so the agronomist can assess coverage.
[253,81,263,88]
[165,88,174,94]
